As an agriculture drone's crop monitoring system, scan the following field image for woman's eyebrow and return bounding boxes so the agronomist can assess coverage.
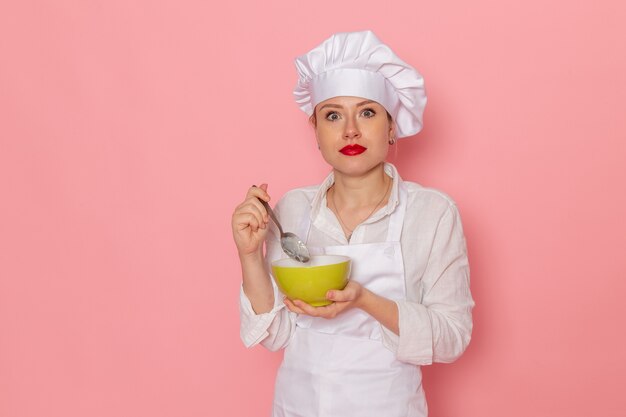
[318,100,376,111]
[318,103,343,111]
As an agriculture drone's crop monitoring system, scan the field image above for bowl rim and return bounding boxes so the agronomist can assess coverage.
[271,254,351,269]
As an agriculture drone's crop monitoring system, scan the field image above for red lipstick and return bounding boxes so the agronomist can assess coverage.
[339,144,367,156]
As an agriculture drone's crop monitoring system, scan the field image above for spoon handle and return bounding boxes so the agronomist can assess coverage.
[252,186,284,235]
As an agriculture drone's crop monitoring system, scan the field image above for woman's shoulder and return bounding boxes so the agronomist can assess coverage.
[272,184,320,220]
[402,180,459,215]
[276,184,319,205]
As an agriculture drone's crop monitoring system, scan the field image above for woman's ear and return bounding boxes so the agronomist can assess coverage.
[309,109,318,128]
[388,124,397,145]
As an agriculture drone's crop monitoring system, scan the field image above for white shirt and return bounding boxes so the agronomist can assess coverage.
[239,163,474,365]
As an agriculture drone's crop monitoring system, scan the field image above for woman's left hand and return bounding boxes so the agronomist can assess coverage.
[284,281,366,319]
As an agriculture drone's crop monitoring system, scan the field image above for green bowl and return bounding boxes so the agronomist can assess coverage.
[271,255,351,307]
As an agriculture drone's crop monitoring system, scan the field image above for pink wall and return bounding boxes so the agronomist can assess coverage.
[1,1,625,416]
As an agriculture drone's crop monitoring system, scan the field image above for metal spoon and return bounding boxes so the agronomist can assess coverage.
[254,187,310,263]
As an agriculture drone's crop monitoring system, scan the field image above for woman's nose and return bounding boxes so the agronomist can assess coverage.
[343,118,361,140]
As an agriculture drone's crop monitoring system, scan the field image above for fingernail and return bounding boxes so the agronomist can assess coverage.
[326,291,334,299]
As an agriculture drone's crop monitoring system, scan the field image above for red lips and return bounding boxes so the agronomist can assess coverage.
[339,144,367,156]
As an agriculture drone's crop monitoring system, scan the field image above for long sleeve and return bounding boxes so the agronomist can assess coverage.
[380,203,474,365]
[239,281,296,350]
[238,199,298,351]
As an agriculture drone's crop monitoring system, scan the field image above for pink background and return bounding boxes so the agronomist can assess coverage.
[1,1,625,416]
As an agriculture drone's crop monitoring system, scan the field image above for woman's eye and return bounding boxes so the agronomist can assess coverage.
[325,112,340,121]
[361,108,376,118]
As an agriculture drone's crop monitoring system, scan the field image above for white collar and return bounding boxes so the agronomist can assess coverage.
[309,162,402,223]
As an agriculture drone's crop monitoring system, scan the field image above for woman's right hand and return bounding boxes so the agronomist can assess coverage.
[232,184,271,257]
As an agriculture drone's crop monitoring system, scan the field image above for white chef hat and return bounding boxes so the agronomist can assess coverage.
[293,30,427,138]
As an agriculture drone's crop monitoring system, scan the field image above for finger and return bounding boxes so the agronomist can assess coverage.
[235,212,261,232]
[241,201,268,228]
[244,197,269,223]
[326,288,355,302]
[284,298,306,314]
[248,184,271,202]
[235,198,267,221]
[292,299,326,317]
[299,301,341,319]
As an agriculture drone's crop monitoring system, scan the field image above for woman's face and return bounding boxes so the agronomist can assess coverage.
[313,96,395,177]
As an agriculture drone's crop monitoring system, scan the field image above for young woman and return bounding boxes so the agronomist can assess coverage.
[232,30,474,417]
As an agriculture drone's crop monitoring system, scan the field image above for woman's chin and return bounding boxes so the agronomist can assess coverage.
[329,159,386,178]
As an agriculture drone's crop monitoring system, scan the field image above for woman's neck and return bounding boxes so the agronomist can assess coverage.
[331,163,390,209]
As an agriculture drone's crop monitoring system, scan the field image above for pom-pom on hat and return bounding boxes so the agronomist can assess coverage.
[293,30,427,138]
